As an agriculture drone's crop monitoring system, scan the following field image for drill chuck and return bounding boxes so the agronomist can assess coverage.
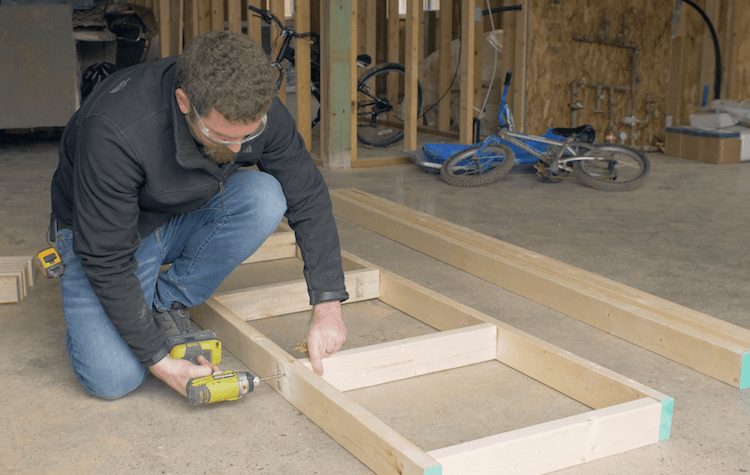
[187,371,259,405]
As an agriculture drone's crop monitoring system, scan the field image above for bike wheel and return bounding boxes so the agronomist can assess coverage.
[356,63,423,148]
[440,143,515,187]
[571,144,650,191]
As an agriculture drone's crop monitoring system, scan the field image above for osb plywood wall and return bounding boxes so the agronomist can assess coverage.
[670,0,750,125]
[523,0,674,148]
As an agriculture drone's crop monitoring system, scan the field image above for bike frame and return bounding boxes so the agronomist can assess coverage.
[474,72,605,171]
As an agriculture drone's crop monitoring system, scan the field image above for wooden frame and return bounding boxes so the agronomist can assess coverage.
[190,225,672,475]
[329,188,750,390]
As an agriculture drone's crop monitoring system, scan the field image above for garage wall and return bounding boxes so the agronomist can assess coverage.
[523,0,673,148]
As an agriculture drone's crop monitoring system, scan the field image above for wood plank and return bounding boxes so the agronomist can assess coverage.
[270,0,287,104]
[241,229,297,264]
[334,188,750,347]
[342,251,671,415]
[157,0,171,58]
[295,0,313,152]
[437,0,453,132]
[210,0,224,31]
[247,0,263,45]
[0,256,34,287]
[319,0,353,169]
[387,0,400,64]
[190,298,443,475]
[404,0,421,151]
[459,0,475,144]
[0,265,27,299]
[429,398,662,475]
[299,323,498,392]
[0,276,20,304]
[331,189,750,389]
[213,268,380,320]
[226,0,241,33]
[350,0,357,163]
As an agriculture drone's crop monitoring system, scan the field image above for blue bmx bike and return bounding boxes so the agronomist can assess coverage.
[440,72,650,191]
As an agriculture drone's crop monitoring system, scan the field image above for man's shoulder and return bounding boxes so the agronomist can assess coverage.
[79,58,177,127]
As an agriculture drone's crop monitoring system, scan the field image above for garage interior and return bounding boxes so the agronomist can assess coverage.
[2,1,750,474]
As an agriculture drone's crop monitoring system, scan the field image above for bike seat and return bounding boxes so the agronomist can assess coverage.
[550,124,596,144]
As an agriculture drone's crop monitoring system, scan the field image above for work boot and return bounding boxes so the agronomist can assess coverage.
[153,302,191,336]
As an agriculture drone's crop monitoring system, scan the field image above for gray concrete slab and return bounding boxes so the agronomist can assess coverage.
[1,134,749,474]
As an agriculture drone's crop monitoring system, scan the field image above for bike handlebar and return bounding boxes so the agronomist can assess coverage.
[248,5,283,29]
[248,5,319,42]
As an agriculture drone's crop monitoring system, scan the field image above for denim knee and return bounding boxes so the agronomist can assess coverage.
[72,350,147,400]
[227,170,287,230]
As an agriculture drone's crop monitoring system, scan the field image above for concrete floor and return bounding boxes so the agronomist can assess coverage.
[2,132,750,475]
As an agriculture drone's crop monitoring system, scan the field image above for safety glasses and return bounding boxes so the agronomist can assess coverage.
[191,105,267,146]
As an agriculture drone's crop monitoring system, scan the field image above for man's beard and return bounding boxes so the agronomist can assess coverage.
[200,143,237,164]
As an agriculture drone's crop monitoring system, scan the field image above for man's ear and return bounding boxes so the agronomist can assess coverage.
[175,88,190,114]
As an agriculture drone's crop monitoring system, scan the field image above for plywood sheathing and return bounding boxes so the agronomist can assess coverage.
[523,1,673,147]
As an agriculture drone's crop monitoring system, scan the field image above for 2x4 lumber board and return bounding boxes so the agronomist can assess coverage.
[270,0,287,105]
[190,298,442,475]
[334,189,750,348]
[387,0,400,64]
[404,0,421,151]
[0,276,20,304]
[319,0,353,170]
[331,189,750,389]
[226,0,242,33]
[210,0,223,32]
[0,264,29,300]
[459,0,475,144]
[428,397,662,475]
[247,0,263,46]
[0,256,34,287]
[241,229,296,264]
[342,251,673,433]
[213,267,380,321]
[349,0,358,163]
[299,323,498,392]
[437,0,453,132]
[295,0,313,152]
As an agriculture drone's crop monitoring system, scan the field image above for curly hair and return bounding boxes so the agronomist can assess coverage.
[176,31,277,123]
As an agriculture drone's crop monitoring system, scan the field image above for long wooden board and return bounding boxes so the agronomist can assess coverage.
[189,240,671,475]
[329,188,750,390]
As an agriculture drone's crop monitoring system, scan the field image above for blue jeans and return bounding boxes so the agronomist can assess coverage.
[56,170,287,399]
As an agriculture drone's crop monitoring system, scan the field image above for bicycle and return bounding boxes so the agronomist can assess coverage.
[440,72,650,191]
[249,5,423,148]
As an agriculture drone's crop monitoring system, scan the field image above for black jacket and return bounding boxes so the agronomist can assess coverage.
[51,57,348,365]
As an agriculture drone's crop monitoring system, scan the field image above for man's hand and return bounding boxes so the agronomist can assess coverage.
[307,301,346,376]
[149,354,221,396]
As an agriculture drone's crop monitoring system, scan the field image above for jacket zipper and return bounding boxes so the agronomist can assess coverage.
[219,181,226,210]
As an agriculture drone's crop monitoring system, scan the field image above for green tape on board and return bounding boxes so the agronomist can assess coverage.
[424,465,443,475]
[659,397,674,441]
[741,352,750,390]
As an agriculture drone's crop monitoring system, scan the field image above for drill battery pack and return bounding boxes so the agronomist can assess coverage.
[169,330,222,366]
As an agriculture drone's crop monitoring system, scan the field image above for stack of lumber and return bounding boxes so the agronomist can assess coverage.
[0,256,34,304]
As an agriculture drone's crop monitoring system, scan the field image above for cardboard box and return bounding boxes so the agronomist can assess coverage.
[665,127,741,164]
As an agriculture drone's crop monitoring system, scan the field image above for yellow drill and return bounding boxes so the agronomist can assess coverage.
[186,371,260,405]
[169,331,278,405]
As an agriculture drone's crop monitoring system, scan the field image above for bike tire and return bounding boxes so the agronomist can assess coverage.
[571,144,650,191]
[440,143,515,187]
[356,63,423,148]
